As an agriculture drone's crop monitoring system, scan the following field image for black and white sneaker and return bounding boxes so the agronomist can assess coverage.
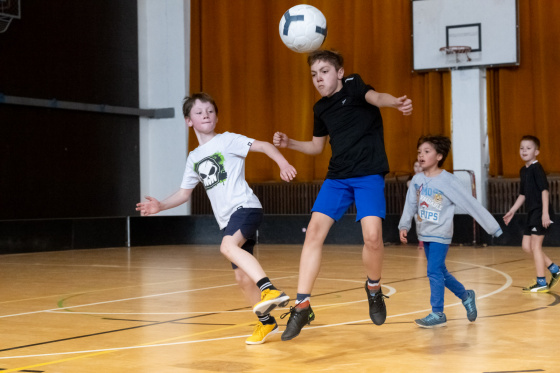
[365,281,389,325]
[280,305,315,341]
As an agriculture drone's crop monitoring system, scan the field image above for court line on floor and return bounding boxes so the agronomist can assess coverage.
[0,276,297,319]
[0,261,512,361]
[44,281,394,316]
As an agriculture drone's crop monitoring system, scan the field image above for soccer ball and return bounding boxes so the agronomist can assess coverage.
[279,5,327,53]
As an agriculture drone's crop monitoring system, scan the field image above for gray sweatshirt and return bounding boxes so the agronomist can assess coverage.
[398,170,503,244]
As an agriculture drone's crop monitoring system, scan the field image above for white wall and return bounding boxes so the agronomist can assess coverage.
[137,0,191,215]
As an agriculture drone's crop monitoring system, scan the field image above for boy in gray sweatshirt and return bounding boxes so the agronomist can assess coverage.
[398,135,503,328]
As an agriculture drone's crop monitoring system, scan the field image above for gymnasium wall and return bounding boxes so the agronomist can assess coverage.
[0,0,140,220]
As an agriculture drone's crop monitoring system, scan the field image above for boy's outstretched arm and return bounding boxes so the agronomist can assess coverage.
[136,188,193,216]
[503,195,525,225]
[249,140,297,182]
[365,90,413,116]
[273,132,327,155]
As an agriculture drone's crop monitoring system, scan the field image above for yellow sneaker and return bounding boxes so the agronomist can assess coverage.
[245,322,278,345]
[252,289,290,316]
[522,281,549,293]
[549,272,560,290]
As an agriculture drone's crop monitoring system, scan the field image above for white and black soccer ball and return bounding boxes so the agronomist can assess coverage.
[279,4,327,53]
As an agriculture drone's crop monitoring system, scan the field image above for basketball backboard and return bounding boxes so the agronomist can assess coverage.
[412,0,519,72]
[0,0,21,33]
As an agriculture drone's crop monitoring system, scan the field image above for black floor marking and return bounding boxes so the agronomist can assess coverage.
[0,306,240,353]
[1,256,550,354]
[482,369,544,373]
[0,370,44,372]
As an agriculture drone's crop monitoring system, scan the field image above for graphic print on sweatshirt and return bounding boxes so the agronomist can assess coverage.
[415,183,443,223]
[194,152,227,190]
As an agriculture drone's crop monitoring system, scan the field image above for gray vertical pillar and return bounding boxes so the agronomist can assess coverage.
[137,0,191,215]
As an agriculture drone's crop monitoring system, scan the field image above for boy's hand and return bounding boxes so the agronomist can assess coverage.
[503,210,514,225]
[396,95,413,116]
[399,229,408,244]
[273,132,289,148]
[280,164,297,182]
[542,213,551,228]
[136,196,161,216]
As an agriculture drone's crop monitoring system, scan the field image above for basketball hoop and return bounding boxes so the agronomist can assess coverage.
[439,46,472,63]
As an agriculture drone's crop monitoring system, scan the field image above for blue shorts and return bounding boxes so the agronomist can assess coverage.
[312,174,386,222]
[222,207,263,269]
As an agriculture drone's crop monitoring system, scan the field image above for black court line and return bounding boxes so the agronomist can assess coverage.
[0,257,547,354]
[0,370,44,372]
[482,369,544,373]
[0,305,246,353]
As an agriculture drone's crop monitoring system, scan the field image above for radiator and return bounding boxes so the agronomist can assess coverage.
[192,178,405,215]
[488,177,560,214]
[192,176,560,215]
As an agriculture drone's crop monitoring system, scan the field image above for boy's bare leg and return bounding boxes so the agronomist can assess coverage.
[530,235,547,277]
[236,267,281,345]
[221,230,266,283]
[361,216,384,280]
[234,268,261,304]
[297,212,334,294]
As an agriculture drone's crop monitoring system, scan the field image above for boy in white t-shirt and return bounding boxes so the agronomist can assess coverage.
[136,92,297,344]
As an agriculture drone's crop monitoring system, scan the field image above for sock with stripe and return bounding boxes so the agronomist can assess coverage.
[258,314,276,325]
[367,277,381,294]
[295,293,311,309]
[256,277,277,292]
[548,263,559,274]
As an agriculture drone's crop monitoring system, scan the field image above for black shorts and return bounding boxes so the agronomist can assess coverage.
[222,208,263,269]
[523,223,551,236]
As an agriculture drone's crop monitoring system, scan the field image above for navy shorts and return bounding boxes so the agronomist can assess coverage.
[222,207,263,269]
[312,174,386,221]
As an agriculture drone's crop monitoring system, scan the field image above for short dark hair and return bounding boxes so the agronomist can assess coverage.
[417,135,452,167]
[182,92,218,118]
[521,135,540,149]
[307,49,344,71]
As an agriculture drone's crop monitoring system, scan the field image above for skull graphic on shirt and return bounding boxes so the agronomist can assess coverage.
[194,153,227,190]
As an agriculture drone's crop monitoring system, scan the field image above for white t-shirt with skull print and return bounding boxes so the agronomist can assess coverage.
[181,132,262,229]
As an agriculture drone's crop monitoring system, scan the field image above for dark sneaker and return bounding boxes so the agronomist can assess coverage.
[522,281,549,293]
[364,281,389,325]
[415,312,447,328]
[549,272,560,290]
[280,305,315,341]
[462,289,477,322]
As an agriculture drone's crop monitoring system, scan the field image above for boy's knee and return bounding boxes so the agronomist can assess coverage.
[521,244,532,254]
[220,242,233,257]
[305,223,328,244]
[363,231,383,250]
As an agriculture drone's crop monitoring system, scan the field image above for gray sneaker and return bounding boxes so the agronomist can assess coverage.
[415,312,447,328]
[462,289,477,322]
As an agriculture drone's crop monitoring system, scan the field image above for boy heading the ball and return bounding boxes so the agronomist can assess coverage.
[274,49,413,340]
[136,92,297,345]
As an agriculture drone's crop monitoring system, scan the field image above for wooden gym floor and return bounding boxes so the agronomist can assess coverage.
[1,243,559,372]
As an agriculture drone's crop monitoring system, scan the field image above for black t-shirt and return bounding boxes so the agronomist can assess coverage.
[519,161,555,226]
[313,74,389,180]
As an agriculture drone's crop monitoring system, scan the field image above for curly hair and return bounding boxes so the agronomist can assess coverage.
[417,135,451,167]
